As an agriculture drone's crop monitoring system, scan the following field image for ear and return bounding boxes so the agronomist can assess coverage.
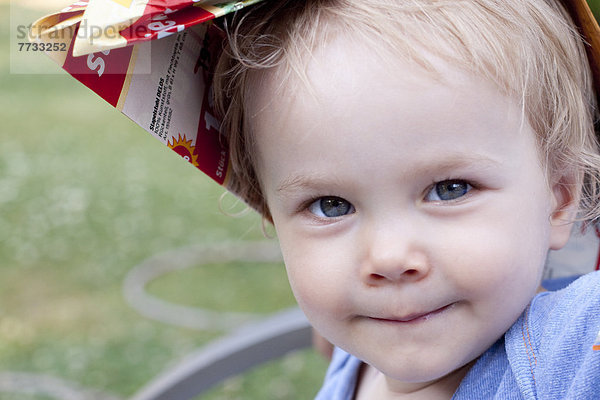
[548,171,581,250]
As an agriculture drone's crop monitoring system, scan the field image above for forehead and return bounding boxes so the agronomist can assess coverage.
[245,20,519,132]
[247,32,523,142]
[247,35,544,193]
[247,35,447,137]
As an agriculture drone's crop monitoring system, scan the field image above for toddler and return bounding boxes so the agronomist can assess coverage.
[212,0,600,398]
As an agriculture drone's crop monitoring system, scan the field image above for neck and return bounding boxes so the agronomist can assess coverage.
[355,361,474,400]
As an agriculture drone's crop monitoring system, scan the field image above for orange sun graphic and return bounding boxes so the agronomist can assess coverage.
[168,134,199,167]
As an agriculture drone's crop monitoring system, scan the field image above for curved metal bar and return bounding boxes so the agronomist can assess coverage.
[130,307,312,400]
[122,241,284,331]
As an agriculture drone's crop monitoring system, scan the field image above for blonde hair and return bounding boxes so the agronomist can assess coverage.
[214,0,600,223]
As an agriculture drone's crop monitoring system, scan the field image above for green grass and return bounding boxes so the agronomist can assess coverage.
[0,3,327,399]
[147,261,297,314]
[590,0,600,20]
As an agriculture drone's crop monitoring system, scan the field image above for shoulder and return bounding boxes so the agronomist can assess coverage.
[314,347,362,400]
[506,271,600,398]
[530,271,600,331]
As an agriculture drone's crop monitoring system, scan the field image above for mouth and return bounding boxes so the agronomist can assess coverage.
[370,303,455,324]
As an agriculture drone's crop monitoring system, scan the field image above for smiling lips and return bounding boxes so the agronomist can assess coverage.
[371,303,455,324]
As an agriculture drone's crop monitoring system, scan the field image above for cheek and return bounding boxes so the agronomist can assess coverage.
[275,227,354,323]
[282,244,340,303]
[439,206,550,305]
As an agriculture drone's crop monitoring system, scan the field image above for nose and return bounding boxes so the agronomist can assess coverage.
[360,219,431,285]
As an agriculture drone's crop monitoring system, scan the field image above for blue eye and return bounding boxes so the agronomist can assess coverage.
[426,180,472,201]
[308,196,355,218]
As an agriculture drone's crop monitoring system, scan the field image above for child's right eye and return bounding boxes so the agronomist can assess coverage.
[308,196,355,218]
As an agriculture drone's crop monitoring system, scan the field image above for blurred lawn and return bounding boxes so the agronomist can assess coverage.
[1,2,327,399]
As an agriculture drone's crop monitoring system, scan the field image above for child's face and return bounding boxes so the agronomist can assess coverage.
[249,38,569,392]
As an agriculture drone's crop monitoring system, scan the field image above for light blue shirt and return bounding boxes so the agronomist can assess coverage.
[316,272,600,399]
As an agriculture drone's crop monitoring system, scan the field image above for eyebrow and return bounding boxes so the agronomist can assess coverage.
[275,154,501,195]
[276,173,340,195]
[409,154,501,176]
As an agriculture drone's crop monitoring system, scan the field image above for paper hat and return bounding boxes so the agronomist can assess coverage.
[29,0,600,194]
[29,0,266,189]
[562,0,600,106]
